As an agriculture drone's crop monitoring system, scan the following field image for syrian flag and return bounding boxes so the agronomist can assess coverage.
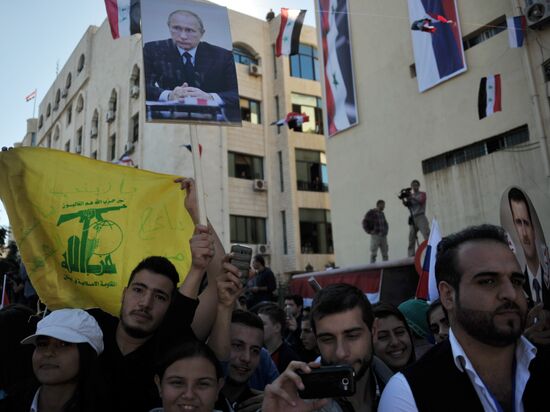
[507,16,527,48]
[1,274,9,309]
[104,0,141,39]
[114,153,134,166]
[416,219,442,301]
[270,112,310,128]
[478,74,502,119]
[25,89,37,102]
[182,143,203,157]
[275,9,306,56]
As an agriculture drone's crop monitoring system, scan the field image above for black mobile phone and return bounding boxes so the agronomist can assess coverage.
[297,365,356,399]
[230,244,253,287]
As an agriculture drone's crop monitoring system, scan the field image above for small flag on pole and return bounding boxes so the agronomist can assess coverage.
[182,144,203,157]
[270,112,310,128]
[104,0,141,39]
[25,89,37,102]
[416,218,442,301]
[478,74,502,119]
[507,16,527,48]
[275,8,306,56]
[114,153,135,167]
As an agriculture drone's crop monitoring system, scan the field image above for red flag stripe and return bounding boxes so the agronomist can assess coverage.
[104,0,120,39]
[275,8,289,57]
[493,74,502,113]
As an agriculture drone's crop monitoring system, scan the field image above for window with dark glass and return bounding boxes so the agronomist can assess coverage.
[281,211,287,254]
[240,98,261,124]
[109,134,116,161]
[462,16,506,50]
[299,208,333,254]
[66,104,72,125]
[295,149,328,192]
[76,128,82,153]
[65,140,71,152]
[278,150,284,192]
[290,43,320,81]
[132,113,139,142]
[228,152,264,179]
[291,93,323,134]
[233,46,258,65]
[230,215,267,244]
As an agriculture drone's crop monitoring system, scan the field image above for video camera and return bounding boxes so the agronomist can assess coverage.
[398,187,412,200]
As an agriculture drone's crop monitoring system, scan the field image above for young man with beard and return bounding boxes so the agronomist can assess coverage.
[379,224,550,411]
[215,310,265,412]
[88,178,225,411]
[261,284,392,412]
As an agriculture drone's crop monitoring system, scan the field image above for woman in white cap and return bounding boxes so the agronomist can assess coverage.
[20,308,105,412]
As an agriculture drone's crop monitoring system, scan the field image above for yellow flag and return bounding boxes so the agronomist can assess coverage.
[0,147,194,315]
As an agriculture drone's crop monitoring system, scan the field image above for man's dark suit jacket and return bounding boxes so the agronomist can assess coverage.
[523,265,550,310]
[143,39,240,122]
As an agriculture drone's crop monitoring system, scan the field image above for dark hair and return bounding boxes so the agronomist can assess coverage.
[154,339,222,381]
[257,303,286,332]
[426,298,446,324]
[310,283,374,334]
[508,187,532,223]
[127,256,180,289]
[284,294,304,308]
[376,199,385,206]
[435,224,509,290]
[372,302,416,367]
[253,254,265,267]
[231,309,264,332]
[411,179,420,186]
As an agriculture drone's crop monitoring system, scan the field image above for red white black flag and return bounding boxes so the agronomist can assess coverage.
[478,74,502,119]
[104,0,141,39]
[276,8,306,56]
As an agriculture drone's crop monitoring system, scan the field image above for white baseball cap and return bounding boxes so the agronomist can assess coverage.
[21,308,104,355]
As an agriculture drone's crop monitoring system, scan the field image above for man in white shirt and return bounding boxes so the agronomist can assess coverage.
[379,224,550,412]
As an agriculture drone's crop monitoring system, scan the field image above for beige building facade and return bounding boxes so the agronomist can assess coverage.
[21,9,334,280]
[314,0,550,266]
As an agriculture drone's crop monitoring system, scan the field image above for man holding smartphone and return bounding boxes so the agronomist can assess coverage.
[262,283,392,411]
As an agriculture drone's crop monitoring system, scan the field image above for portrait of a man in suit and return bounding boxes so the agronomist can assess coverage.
[142,6,240,123]
[506,187,550,310]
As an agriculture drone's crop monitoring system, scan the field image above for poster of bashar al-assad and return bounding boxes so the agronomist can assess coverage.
[141,0,241,125]
[500,186,550,310]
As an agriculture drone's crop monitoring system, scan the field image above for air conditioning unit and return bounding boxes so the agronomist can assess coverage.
[525,0,550,28]
[253,179,267,191]
[124,142,135,153]
[249,63,262,76]
[130,85,140,98]
[256,244,271,255]
[105,110,115,122]
[75,145,82,153]
[61,89,68,98]
[90,126,98,138]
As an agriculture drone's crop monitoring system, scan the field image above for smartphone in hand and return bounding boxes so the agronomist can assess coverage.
[230,244,253,287]
[297,365,356,399]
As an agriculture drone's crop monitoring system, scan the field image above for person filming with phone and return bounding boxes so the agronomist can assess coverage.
[246,255,276,309]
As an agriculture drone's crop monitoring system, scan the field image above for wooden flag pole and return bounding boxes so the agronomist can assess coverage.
[189,124,207,226]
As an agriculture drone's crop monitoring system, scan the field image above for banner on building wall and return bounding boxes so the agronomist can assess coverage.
[407,0,467,92]
[0,147,195,315]
[500,186,550,311]
[317,0,359,137]
[141,0,241,126]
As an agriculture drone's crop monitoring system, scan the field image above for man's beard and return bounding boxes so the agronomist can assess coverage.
[455,298,524,347]
[119,311,155,339]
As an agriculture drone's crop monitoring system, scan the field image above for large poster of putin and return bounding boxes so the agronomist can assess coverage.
[141,0,241,125]
[500,187,550,310]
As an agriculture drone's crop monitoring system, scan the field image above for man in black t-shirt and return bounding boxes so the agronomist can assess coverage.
[247,254,276,308]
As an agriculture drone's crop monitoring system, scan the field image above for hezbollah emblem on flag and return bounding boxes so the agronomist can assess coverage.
[0,147,195,314]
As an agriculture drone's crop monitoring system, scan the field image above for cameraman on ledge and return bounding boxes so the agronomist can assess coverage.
[401,179,430,256]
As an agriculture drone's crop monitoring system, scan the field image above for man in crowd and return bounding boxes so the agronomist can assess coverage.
[283,294,304,354]
[299,314,320,362]
[261,283,393,411]
[379,224,550,411]
[363,199,389,263]
[143,9,240,121]
[402,180,430,257]
[508,187,550,309]
[246,255,276,308]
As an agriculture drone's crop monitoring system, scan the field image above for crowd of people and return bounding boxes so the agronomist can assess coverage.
[1,178,550,412]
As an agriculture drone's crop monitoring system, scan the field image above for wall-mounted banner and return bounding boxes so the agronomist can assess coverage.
[318,0,359,137]
[407,0,467,92]
[500,186,550,310]
[141,0,241,125]
[0,148,195,314]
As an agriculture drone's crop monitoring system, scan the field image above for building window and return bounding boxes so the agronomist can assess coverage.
[422,125,529,174]
[109,90,117,115]
[240,97,261,124]
[278,151,284,192]
[76,128,83,153]
[274,95,281,134]
[38,115,43,129]
[281,211,287,254]
[76,95,84,112]
[272,44,277,79]
[91,150,97,160]
[233,45,258,65]
[295,149,328,192]
[228,152,264,179]
[77,54,85,73]
[131,65,140,87]
[65,72,72,90]
[30,132,36,147]
[47,103,51,117]
[463,16,506,50]
[290,43,320,81]
[54,89,61,110]
[132,113,139,142]
[46,134,52,148]
[66,104,72,125]
[230,215,267,244]
[299,208,333,254]
[109,134,116,161]
[65,140,71,152]
[291,93,323,134]
[53,125,60,141]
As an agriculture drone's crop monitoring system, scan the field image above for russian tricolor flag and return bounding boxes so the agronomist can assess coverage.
[104,0,141,39]
[478,74,502,119]
[416,219,442,301]
[507,16,527,48]
[407,0,467,92]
